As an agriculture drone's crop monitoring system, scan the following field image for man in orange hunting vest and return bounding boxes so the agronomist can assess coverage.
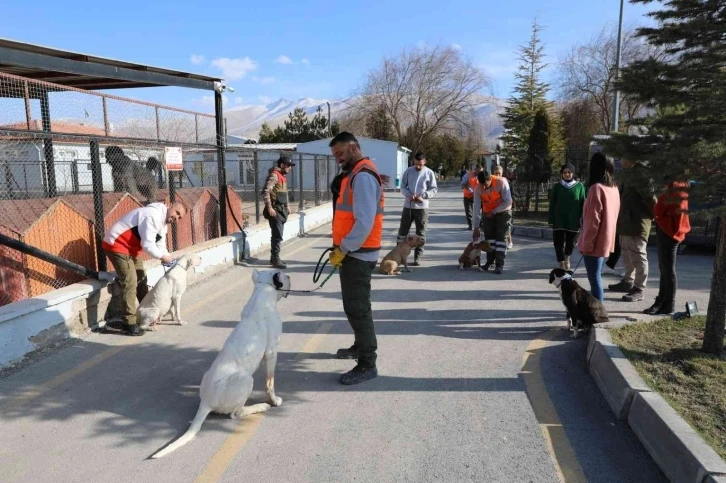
[472,170,513,274]
[460,164,483,230]
[328,132,384,385]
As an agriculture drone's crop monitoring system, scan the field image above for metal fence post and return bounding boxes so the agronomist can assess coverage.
[314,154,320,206]
[326,156,332,202]
[214,89,228,236]
[89,140,106,271]
[71,160,79,194]
[102,97,110,136]
[253,150,260,224]
[155,106,161,141]
[298,153,304,212]
[40,89,57,198]
[169,170,179,252]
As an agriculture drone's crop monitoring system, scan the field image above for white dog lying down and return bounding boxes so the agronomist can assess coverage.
[137,254,202,331]
[151,269,291,459]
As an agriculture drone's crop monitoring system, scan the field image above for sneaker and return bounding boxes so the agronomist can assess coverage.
[482,263,492,272]
[494,267,503,275]
[336,345,358,359]
[564,257,571,271]
[340,364,378,385]
[122,324,145,336]
[622,289,644,302]
[608,280,634,293]
[507,241,513,249]
[270,259,287,269]
[467,225,472,231]
[411,260,421,267]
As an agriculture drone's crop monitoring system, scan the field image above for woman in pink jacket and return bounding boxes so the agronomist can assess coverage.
[577,153,621,301]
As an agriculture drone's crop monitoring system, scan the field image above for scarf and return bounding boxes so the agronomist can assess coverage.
[560,179,578,189]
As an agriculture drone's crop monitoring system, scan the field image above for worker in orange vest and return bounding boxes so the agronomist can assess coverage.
[328,132,384,385]
[472,171,513,274]
[460,164,483,229]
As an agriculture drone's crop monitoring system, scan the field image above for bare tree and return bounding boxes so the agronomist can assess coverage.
[556,25,660,133]
[353,45,490,155]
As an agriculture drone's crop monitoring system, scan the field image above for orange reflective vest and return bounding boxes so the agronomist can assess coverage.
[480,176,505,213]
[332,158,385,252]
[463,171,479,199]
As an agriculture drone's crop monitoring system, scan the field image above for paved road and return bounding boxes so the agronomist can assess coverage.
[1,186,712,483]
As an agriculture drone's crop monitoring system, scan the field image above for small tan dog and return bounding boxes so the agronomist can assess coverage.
[379,234,425,275]
[458,240,494,271]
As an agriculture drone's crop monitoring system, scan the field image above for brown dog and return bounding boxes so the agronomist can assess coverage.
[379,234,425,275]
[458,241,494,271]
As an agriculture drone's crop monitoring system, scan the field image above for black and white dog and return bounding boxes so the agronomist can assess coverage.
[548,268,609,338]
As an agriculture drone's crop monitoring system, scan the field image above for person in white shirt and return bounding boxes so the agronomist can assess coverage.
[103,202,186,335]
[397,152,438,265]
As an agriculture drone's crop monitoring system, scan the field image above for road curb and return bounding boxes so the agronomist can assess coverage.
[587,328,726,483]
[587,333,651,420]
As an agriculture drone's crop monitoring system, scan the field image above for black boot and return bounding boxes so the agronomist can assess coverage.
[270,258,287,269]
[340,363,378,385]
[122,324,145,336]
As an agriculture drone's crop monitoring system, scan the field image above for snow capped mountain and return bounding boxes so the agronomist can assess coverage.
[224,95,506,143]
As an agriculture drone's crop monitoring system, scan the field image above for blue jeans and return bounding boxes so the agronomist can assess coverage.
[583,255,605,302]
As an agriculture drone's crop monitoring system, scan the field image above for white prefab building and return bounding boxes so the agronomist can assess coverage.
[297,137,411,190]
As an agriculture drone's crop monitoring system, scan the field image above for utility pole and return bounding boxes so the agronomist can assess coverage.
[327,102,332,137]
[612,0,624,133]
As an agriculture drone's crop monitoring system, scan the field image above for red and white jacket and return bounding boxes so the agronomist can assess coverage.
[102,203,169,259]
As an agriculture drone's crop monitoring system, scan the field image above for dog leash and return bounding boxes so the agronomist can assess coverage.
[284,248,338,294]
[571,255,584,275]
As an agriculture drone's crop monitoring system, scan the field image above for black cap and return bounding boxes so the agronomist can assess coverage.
[278,154,295,166]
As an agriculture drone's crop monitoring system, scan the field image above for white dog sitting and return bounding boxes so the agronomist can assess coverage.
[151,268,291,459]
[136,254,202,331]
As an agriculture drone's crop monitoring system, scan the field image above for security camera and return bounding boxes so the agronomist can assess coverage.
[225,85,235,93]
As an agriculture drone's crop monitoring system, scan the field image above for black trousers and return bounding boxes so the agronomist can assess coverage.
[553,230,577,262]
[340,257,378,367]
[464,197,474,228]
[397,208,428,259]
[267,205,288,260]
[655,226,679,310]
[481,211,512,268]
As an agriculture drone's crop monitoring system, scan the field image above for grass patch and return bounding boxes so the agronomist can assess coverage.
[610,316,726,460]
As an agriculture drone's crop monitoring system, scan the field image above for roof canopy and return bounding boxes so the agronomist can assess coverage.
[0,38,222,92]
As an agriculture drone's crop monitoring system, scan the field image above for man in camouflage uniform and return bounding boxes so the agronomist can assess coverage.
[262,154,295,269]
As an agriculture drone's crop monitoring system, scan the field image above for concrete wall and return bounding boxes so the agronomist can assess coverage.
[0,202,334,368]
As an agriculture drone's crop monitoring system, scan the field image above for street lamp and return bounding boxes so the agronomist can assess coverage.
[612,0,624,133]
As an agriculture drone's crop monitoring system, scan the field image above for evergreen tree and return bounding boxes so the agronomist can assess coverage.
[500,19,552,165]
[608,0,726,354]
[258,107,331,143]
[365,104,395,141]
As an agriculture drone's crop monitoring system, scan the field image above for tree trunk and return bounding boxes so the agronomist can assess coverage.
[535,184,540,213]
[702,216,726,355]
[525,183,532,215]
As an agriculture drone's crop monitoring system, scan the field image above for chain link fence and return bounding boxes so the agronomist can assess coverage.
[0,71,342,307]
[0,72,225,307]
[184,146,338,226]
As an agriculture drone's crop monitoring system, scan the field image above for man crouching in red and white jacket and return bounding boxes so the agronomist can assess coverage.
[102,202,187,335]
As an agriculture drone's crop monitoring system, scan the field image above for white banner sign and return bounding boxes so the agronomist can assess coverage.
[165,146,183,171]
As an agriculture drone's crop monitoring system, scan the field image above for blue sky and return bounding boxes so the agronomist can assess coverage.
[0,0,656,113]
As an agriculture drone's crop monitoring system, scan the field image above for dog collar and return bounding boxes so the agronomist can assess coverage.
[554,274,572,287]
